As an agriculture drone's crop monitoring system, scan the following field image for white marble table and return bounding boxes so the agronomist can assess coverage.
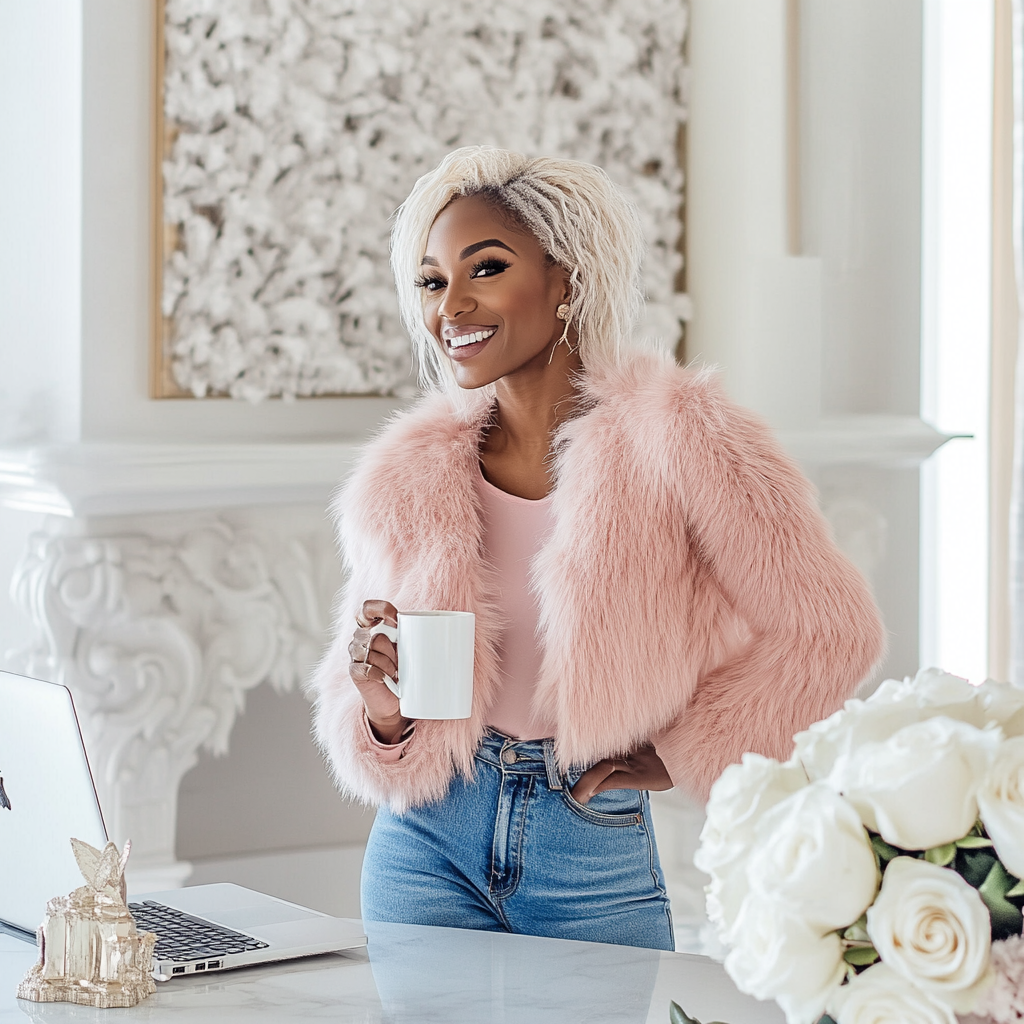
[0,921,783,1024]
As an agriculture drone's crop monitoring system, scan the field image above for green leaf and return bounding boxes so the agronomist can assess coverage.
[1006,878,1024,898]
[955,835,994,849]
[925,843,957,866]
[843,945,880,966]
[871,834,902,865]
[668,1003,730,1024]
[958,848,999,888]
[670,1002,700,1024]
[978,860,1024,940]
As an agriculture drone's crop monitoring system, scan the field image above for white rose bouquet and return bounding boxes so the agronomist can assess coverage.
[687,669,1024,1024]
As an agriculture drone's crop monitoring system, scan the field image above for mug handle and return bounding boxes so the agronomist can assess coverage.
[367,622,400,697]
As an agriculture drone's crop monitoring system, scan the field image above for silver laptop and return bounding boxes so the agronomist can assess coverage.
[0,670,365,979]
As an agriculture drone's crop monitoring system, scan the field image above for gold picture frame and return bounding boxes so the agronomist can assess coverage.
[150,0,188,398]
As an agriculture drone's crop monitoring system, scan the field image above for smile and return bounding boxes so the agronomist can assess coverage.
[447,328,497,350]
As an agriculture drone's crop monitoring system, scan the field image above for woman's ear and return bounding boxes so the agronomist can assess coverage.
[556,268,572,305]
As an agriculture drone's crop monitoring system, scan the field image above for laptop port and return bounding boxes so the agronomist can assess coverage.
[194,963,205,971]
[207,961,221,969]
[172,967,185,975]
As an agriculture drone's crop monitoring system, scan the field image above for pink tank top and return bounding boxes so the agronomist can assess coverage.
[475,465,557,740]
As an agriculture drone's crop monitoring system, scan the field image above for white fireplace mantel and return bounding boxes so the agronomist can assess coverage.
[0,414,955,521]
[0,441,363,518]
[777,415,960,468]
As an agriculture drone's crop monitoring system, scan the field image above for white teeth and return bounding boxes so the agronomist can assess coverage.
[449,328,496,349]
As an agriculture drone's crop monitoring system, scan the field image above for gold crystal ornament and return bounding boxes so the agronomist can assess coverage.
[17,838,157,1008]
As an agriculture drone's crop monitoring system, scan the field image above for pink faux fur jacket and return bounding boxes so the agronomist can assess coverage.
[311,352,886,812]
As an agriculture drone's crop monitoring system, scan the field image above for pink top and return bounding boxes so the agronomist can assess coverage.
[475,467,556,740]
[365,464,555,758]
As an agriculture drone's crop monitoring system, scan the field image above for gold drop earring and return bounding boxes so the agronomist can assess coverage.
[549,302,573,364]
[556,302,571,343]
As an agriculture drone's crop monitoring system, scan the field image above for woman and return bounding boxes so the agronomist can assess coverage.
[312,147,886,951]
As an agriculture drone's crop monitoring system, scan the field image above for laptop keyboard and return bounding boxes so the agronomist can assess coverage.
[128,900,269,962]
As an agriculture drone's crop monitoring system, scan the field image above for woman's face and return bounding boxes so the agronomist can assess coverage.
[417,195,571,390]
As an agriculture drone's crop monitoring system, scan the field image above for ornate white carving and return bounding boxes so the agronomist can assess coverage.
[8,509,338,890]
[161,0,690,400]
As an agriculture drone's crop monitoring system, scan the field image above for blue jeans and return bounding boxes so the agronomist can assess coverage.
[361,730,674,951]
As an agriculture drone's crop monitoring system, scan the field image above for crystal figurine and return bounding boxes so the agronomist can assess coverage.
[17,838,157,1008]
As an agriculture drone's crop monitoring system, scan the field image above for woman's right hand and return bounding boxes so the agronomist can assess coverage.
[348,599,412,745]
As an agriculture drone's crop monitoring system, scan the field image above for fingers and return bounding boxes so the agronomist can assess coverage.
[356,599,398,629]
[569,759,619,805]
[569,748,674,803]
[347,630,397,679]
[347,656,402,725]
[347,647,397,687]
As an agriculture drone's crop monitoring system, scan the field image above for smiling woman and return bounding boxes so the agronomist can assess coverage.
[310,146,887,951]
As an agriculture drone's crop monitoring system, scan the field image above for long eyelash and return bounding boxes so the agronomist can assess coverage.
[471,257,511,276]
[413,273,445,290]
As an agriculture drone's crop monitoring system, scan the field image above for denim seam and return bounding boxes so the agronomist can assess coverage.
[489,772,533,901]
[641,793,669,898]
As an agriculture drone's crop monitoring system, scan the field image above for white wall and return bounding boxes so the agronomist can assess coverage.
[0,1,83,675]
[801,0,922,417]
[0,0,82,445]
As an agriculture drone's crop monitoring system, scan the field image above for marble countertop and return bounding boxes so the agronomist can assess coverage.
[0,922,783,1024]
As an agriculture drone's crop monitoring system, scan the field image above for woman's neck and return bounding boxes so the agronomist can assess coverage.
[479,344,583,500]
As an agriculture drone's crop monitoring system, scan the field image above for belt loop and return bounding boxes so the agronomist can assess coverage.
[542,738,563,790]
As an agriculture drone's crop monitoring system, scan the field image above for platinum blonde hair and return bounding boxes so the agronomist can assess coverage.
[390,146,647,393]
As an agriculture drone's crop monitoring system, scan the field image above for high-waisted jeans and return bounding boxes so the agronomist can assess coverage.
[361,730,674,951]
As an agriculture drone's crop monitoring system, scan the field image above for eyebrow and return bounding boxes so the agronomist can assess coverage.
[420,238,519,266]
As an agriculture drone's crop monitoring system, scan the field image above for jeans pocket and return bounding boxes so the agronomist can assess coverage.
[561,784,644,826]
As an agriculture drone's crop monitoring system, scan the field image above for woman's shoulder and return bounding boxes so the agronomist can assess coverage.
[330,389,488,530]
[580,349,746,436]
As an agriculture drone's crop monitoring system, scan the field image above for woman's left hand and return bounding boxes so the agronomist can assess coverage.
[569,744,673,804]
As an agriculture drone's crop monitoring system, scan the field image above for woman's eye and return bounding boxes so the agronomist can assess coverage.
[414,275,446,292]
[470,258,511,278]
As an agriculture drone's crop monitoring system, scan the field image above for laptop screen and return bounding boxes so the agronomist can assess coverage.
[0,672,108,933]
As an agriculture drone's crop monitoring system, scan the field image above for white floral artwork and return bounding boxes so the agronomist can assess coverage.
[160,0,690,401]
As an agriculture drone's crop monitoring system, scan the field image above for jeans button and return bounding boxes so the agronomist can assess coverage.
[501,748,518,765]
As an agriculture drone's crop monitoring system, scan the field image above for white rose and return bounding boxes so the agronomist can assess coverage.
[866,857,993,1012]
[913,671,1024,736]
[695,754,806,937]
[697,753,809,873]
[793,669,975,782]
[745,783,878,933]
[830,963,956,1024]
[867,669,1024,734]
[973,679,1024,738]
[829,716,1001,850]
[977,736,1024,879]
[724,896,845,1024]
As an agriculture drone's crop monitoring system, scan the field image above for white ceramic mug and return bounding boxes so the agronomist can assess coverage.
[368,611,475,720]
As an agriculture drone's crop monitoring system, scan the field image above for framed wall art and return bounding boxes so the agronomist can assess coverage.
[152,0,690,401]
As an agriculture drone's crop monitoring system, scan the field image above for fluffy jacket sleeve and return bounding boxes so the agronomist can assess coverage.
[648,368,887,799]
[309,392,502,813]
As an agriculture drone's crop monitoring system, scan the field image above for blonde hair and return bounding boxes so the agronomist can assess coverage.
[390,146,647,393]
